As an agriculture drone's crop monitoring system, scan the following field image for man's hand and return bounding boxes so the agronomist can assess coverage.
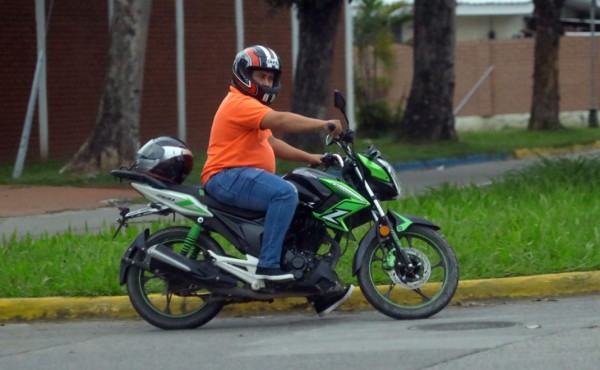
[324,119,343,137]
[307,153,323,166]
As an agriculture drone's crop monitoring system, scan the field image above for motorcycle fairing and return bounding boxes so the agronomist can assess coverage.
[204,208,265,257]
[131,183,212,217]
[312,178,371,232]
[357,153,390,182]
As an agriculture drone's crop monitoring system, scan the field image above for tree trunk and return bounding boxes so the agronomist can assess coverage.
[528,0,565,130]
[399,0,457,142]
[61,0,152,175]
[284,0,343,150]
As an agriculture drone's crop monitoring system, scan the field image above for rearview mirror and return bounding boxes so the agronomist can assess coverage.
[334,90,346,113]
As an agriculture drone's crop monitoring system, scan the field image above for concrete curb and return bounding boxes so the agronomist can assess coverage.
[393,153,511,172]
[1,271,599,322]
[513,140,600,159]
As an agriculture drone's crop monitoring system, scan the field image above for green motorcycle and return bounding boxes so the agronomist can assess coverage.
[112,90,459,330]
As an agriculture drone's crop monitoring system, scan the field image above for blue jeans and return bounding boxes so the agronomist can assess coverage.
[205,167,299,269]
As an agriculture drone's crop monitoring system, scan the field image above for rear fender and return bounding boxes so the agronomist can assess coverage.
[351,211,440,275]
[119,229,150,285]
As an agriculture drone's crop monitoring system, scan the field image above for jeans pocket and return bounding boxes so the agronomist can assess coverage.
[206,170,238,205]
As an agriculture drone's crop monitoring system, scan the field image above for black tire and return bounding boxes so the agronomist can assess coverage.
[357,225,459,320]
[126,226,225,330]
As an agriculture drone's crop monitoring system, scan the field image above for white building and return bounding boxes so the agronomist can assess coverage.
[384,0,598,42]
[383,0,533,42]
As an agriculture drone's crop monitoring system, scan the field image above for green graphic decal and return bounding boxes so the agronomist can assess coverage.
[176,198,212,216]
[357,154,390,182]
[391,211,413,232]
[314,179,370,232]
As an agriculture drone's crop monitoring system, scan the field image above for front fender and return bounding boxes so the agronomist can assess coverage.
[351,211,440,276]
[119,229,150,285]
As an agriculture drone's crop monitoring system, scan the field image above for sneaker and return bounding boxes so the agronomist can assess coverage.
[254,266,294,282]
[313,284,355,317]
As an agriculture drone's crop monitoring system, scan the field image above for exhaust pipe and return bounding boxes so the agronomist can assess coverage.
[146,244,238,288]
[145,245,318,301]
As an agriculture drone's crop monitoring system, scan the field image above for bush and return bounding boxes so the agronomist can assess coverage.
[357,99,403,138]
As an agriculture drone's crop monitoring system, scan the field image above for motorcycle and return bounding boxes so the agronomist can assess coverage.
[111,90,459,330]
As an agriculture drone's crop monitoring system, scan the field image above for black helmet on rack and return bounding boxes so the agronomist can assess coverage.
[132,136,193,184]
[231,45,282,105]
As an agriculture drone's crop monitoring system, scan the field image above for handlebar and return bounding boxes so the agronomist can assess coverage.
[327,121,337,132]
[327,129,355,145]
[309,152,344,169]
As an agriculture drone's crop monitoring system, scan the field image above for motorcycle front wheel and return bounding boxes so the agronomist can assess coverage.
[357,225,459,320]
[126,226,225,330]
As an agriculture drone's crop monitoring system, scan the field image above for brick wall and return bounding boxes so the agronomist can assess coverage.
[0,0,347,163]
[388,37,599,117]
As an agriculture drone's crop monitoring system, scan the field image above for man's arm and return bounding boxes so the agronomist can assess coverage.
[268,136,322,165]
[260,110,343,137]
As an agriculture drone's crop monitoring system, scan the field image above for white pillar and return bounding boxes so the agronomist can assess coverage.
[589,0,599,127]
[176,0,187,142]
[344,1,356,130]
[291,4,299,79]
[235,0,244,51]
[36,0,49,159]
[108,0,114,28]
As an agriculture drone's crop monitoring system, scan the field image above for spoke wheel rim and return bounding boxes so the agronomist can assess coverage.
[368,232,449,310]
[137,239,213,318]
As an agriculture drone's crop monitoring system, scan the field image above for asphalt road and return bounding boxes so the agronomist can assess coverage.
[1,294,599,370]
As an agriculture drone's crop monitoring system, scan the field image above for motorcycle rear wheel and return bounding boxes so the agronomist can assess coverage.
[126,226,225,330]
[357,225,459,320]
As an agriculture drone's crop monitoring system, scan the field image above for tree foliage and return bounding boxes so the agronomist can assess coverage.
[61,0,151,175]
[354,0,411,137]
[528,0,565,130]
[354,0,410,101]
[399,0,457,143]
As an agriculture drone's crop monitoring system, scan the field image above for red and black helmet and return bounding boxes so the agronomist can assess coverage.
[231,45,282,105]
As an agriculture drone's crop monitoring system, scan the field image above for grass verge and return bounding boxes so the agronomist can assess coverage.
[1,155,599,297]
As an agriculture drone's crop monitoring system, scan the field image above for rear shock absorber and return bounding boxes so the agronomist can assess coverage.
[180,224,202,258]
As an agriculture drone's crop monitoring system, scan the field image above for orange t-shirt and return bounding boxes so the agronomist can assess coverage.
[201,86,275,184]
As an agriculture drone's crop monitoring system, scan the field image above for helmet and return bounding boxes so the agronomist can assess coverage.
[231,45,282,105]
[132,136,193,184]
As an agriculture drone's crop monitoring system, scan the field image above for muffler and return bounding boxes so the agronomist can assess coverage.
[145,243,238,288]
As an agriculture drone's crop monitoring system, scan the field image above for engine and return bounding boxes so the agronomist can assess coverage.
[286,214,326,253]
[282,215,325,278]
[282,215,343,294]
[281,247,342,294]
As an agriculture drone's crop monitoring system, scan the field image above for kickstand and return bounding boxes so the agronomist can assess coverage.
[112,207,130,239]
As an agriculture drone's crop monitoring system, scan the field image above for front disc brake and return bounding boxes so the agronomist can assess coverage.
[387,248,431,289]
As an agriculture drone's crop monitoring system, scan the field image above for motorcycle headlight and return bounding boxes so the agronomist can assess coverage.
[379,159,403,199]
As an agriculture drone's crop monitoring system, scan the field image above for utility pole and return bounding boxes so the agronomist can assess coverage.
[590,0,599,128]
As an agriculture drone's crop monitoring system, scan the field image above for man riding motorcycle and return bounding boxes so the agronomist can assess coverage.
[200,45,353,316]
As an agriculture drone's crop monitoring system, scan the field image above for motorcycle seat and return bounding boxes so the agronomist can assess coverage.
[167,183,266,220]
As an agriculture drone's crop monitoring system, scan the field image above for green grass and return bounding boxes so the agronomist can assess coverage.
[3,127,600,186]
[1,127,599,297]
[395,156,600,280]
[354,127,600,162]
[1,155,599,297]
